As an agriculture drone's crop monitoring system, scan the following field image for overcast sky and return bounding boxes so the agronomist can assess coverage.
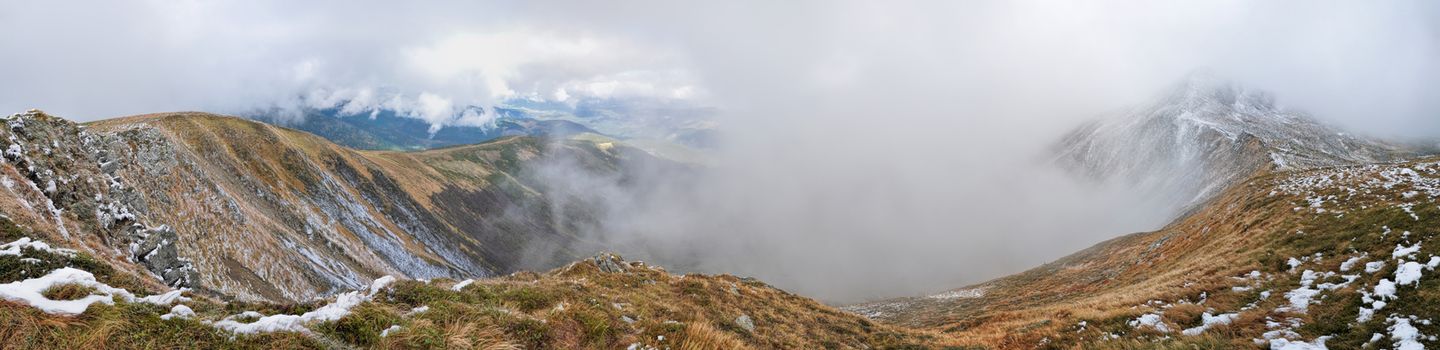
[1,1,1437,136]
[3,1,1439,301]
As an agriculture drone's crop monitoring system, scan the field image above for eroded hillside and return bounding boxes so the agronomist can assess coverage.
[0,110,686,302]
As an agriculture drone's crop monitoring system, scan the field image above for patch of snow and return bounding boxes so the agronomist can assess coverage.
[0,267,187,315]
[1366,261,1387,273]
[211,291,367,333]
[1393,243,1422,259]
[1269,337,1330,350]
[1278,270,1323,314]
[0,268,120,315]
[1358,307,1377,323]
[380,325,401,337]
[161,304,195,320]
[1129,313,1171,333]
[0,237,76,257]
[1388,317,1426,350]
[369,275,395,295]
[451,279,474,291]
[1287,257,1304,271]
[927,287,986,300]
[209,275,394,334]
[1395,261,1424,286]
[138,290,191,306]
[1373,279,1398,300]
[1181,312,1238,336]
[1316,274,1359,291]
[1339,256,1363,271]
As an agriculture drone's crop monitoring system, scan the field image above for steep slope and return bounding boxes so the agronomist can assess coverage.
[249,107,597,151]
[1053,75,1414,209]
[0,110,687,302]
[850,156,1440,348]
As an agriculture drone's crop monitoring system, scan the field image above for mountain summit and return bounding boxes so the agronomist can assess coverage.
[1053,74,1414,208]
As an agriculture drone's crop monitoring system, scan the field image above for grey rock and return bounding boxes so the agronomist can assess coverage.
[593,252,627,273]
[735,314,755,332]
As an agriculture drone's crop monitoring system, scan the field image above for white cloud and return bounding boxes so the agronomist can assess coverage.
[0,1,706,128]
[414,93,454,124]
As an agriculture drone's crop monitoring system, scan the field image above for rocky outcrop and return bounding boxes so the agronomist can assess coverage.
[0,110,197,288]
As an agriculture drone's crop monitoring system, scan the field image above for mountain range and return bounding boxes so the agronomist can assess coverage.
[2,77,1439,349]
[247,107,598,151]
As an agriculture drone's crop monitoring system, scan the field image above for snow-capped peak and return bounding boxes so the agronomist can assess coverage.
[1053,74,1414,211]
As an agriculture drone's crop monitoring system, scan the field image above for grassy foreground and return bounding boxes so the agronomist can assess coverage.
[1,215,951,349]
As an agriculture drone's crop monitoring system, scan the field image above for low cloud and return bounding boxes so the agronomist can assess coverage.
[0,1,705,128]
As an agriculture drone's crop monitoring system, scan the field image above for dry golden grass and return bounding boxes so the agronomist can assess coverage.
[320,255,957,349]
[856,158,1440,349]
[0,300,319,349]
[39,283,96,301]
[679,322,753,350]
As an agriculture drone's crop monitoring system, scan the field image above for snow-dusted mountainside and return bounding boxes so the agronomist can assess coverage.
[836,77,1440,348]
[1053,75,1416,209]
[849,154,1440,349]
[0,110,686,302]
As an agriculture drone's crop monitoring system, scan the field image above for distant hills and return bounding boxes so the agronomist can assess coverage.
[248,107,597,151]
[244,97,721,153]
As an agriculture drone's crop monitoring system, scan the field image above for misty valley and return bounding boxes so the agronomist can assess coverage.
[3,1,1440,349]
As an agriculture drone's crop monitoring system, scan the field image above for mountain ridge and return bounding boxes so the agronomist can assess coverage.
[848,154,1440,348]
[1052,75,1417,210]
[0,109,687,302]
[246,107,599,151]
[844,78,1440,348]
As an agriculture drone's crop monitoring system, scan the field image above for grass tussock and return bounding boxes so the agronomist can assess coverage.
[40,283,97,301]
[679,322,753,350]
